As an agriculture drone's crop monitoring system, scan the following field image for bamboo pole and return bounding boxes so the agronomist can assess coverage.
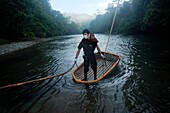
[105,0,120,52]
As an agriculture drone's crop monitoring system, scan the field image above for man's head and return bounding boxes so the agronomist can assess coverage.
[82,29,90,34]
[82,29,90,39]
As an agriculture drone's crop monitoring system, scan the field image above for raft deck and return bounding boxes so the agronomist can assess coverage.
[72,52,121,84]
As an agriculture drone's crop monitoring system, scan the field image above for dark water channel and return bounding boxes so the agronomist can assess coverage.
[0,34,169,113]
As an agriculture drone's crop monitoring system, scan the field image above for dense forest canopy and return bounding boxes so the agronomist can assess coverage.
[0,0,81,41]
[0,0,169,42]
[90,0,170,35]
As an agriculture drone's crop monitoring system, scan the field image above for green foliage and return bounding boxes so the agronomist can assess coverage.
[1,0,169,39]
[89,0,170,35]
[0,0,80,41]
[0,39,9,45]
[142,0,170,34]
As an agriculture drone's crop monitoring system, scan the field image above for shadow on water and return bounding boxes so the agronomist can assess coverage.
[0,34,169,113]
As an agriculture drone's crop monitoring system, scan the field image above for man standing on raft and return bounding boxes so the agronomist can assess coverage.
[75,29,103,81]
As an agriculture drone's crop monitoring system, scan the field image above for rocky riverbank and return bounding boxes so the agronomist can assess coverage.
[0,38,55,55]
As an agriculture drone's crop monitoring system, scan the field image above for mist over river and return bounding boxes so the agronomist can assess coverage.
[0,34,169,113]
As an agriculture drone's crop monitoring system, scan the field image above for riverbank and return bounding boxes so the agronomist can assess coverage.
[0,38,55,55]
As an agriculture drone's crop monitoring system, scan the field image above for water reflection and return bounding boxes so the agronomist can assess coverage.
[0,34,169,113]
[78,85,98,113]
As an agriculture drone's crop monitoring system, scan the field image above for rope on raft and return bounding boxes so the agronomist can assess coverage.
[0,62,77,90]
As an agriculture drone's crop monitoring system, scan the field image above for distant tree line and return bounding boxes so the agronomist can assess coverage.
[90,0,170,35]
[0,0,80,41]
[1,0,169,43]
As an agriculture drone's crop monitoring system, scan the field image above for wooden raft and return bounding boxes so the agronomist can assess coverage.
[72,52,121,84]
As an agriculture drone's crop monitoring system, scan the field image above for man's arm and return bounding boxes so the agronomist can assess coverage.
[96,44,102,54]
[75,49,81,58]
[97,44,105,58]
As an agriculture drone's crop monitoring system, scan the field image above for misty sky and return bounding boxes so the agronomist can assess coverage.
[49,0,114,15]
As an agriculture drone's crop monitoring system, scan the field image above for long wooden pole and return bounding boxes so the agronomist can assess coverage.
[105,0,120,52]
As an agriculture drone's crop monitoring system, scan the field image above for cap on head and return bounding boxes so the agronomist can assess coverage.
[82,29,90,34]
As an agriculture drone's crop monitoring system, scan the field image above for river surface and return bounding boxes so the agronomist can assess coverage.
[0,34,169,113]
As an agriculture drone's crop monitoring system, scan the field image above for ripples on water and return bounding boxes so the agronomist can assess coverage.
[0,34,169,113]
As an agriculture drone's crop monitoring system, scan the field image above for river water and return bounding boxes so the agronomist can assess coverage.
[0,34,169,113]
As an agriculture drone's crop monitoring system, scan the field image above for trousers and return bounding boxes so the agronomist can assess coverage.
[83,54,97,73]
